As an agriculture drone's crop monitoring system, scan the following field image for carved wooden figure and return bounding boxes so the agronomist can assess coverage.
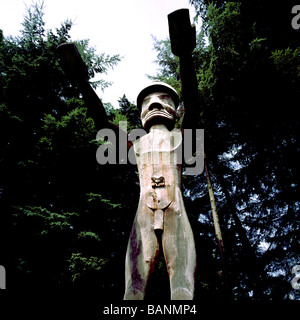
[56,9,198,301]
[123,83,196,300]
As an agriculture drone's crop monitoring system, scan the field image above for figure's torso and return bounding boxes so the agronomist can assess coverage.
[134,126,182,210]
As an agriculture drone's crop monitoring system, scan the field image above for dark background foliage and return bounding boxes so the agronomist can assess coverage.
[0,0,299,303]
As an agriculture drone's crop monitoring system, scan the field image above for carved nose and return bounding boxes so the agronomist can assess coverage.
[149,102,163,111]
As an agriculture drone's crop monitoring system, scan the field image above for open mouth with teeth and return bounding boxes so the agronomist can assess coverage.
[144,110,174,123]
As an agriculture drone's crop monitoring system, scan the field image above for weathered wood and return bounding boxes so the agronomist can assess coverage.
[56,24,198,302]
[124,87,196,300]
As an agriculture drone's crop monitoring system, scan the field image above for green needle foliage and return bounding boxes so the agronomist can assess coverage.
[1,0,299,302]
[151,0,299,300]
[0,1,131,295]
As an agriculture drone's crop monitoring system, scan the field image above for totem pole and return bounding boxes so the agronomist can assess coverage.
[57,9,200,300]
[123,81,196,300]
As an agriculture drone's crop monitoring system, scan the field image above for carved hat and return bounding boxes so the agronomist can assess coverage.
[137,82,179,109]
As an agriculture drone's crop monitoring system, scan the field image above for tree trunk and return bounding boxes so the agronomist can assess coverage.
[204,155,231,299]
[204,155,225,261]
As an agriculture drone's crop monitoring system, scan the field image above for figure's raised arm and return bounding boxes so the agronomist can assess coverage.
[56,43,109,128]
[168,9,200,130]
[56,43,132,149]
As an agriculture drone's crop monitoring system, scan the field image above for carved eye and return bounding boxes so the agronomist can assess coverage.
[143,97,150,105]
[160,94,171,100]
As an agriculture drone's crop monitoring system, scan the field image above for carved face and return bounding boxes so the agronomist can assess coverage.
[140,92,177,130]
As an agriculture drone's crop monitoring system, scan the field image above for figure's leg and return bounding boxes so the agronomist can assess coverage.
[124,209,159,300]
[162,206,196,300]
